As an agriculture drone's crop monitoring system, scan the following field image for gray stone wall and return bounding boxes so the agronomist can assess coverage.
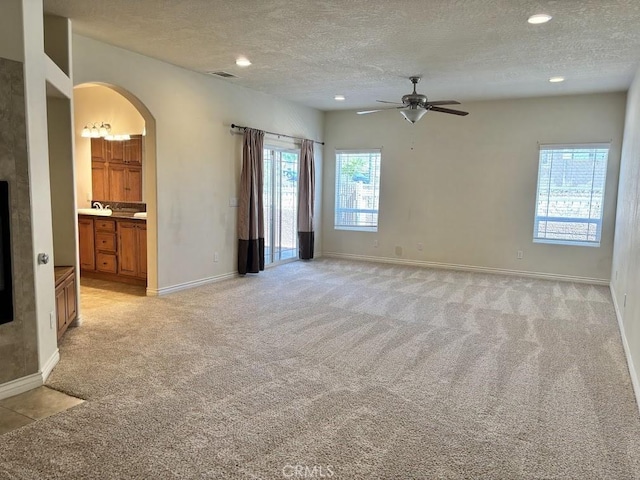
[0,56,39,383]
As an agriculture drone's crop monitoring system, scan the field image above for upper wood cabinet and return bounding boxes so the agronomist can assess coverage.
[90,134,143,202]
[107,140,124,164]
[91,137,105,162]
[124,136,142,165]
[91,162,108,201]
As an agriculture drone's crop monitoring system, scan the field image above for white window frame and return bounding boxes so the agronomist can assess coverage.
[334,149,382,232]
[533,143,609,247]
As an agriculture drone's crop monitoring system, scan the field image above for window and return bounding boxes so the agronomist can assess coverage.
[533,144,609,246]
[263,147,298,264]
[334,150,381,231]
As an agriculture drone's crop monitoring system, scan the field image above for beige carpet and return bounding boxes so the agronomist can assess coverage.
[1,258,639,479]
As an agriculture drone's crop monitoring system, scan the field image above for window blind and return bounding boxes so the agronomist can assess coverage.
[334,150,381,231]
[533,144,609,246]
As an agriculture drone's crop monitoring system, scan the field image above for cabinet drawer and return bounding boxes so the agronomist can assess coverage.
[96,233,116,253]
[96,253,117,273]
[95,219,116,232]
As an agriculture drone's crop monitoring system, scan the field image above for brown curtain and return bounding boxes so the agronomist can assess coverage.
[238,128,265,274]
[297,139,315,259]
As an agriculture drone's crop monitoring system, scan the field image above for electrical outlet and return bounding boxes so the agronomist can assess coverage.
[517,250,523,259]
[214,252,219,262]
[417,242,424,251]
[624,293,627,308]
[229,197,238,207]
[49,311,54,329]
[395,245,403,256]
[373,239,378,248]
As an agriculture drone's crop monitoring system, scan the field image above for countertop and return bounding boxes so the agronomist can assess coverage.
[78,212,147,221]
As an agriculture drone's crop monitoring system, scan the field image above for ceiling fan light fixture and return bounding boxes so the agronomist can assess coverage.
[334,95,345,101]
[549,76,565,83]
[527,13,552,24]
[400,108,427,124]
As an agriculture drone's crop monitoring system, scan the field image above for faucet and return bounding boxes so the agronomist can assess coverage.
[92,201,103,210]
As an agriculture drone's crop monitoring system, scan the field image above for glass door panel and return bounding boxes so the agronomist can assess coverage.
[263,148,298,265]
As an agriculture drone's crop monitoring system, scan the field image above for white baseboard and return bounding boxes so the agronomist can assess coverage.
[0,373,42,400]
[322,252,610,285]
[148,271,238,296]
[0,349,60,400]
[41,349,60,382]
[610,283,640,415]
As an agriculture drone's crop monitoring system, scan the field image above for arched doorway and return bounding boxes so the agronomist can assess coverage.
[72,83,157,304]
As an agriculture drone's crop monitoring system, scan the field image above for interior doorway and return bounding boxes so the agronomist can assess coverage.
[71,82,157,328]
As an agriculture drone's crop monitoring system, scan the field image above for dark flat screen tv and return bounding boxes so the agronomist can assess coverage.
[0,181,14,324]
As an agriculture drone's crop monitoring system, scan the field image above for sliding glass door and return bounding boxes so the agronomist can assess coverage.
[263,147,299,265]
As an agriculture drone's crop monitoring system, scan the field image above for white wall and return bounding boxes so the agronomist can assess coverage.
[73,85,145,207]
[72,35,324,291]
[22,0,58,378]
[611,64,640,403]
[323,93,626,282]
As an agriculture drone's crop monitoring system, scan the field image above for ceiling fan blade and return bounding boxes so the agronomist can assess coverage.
[429,106,469,116]
[377,100,404,105]
[426,100,461,106]
[358,106,406,115]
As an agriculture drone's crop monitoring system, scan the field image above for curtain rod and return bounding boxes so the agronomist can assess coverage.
[230,124,324,145]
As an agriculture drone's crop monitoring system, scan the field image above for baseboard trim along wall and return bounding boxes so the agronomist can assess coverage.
[323,252,610,285]
[41,349,60,382]
[148,272,238,296]
[610,284,640,415]
[0,349,60,400]
[0,373,42,401]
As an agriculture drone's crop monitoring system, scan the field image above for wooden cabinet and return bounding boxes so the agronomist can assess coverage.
[118,221,147,279]
[78,217,95,270]
[90,135,143,202]
[107,140,124,164]
[91,162,108,200]
[107,164,141,202]
[123,136,142,165]
[78,214,146,285]
[55,266,77,340]
[95,219,117,274]
[91,138,105,162]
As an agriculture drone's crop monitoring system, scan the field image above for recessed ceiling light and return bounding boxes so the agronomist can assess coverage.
[235,57,251,67]
[334,95,345,101]
[528,14,552,24]
[549,76,565,83]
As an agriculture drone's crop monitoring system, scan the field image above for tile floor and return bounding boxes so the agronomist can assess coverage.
[0,386,84,435]
[1,277,140,436]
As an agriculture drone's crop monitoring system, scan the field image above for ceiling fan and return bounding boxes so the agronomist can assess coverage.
[357,77,469,123]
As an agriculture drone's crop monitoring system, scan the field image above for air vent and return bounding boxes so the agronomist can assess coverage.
[207,71,237,78]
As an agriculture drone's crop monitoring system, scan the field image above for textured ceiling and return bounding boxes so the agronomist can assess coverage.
[44,0,640,111]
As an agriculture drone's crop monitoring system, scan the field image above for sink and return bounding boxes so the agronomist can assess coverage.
[133,212,147,219]
[78,208,113,216]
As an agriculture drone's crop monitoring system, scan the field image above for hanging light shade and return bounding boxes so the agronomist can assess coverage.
[99,123,108,137]
[81,125,91,138]
[400,107,427,124]
[90,124,100,137]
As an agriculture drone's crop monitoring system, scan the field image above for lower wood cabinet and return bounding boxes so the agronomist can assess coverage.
[78,217,96,270]
[55,266,77,340]
[78,214,147,285]
[117,221,147,279]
